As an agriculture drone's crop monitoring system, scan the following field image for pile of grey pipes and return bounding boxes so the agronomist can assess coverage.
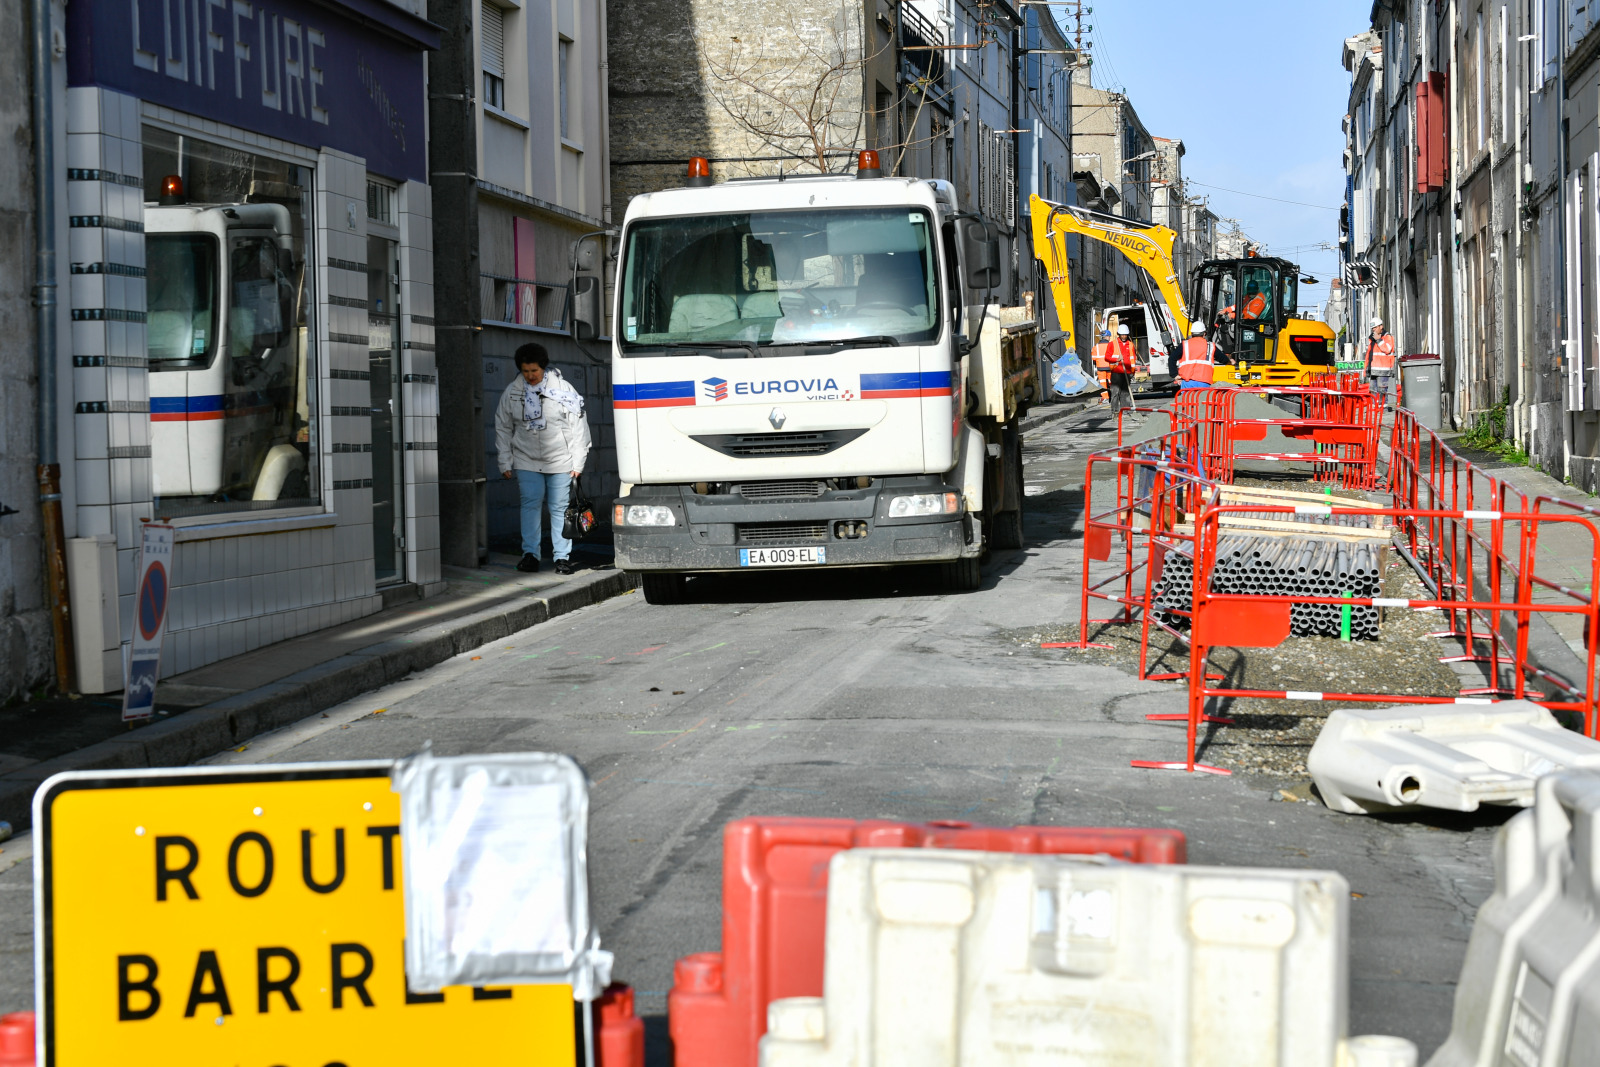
[1153,534,1384,639]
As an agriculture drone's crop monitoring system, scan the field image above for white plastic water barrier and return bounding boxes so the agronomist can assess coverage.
[1307,701,1600,815]
[1427,770,1600,1067]
[759,849,1413,1067]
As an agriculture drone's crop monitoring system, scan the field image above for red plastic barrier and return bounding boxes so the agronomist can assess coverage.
[0,1013,33,1067]
[595,984,645,1067]
[669,817,1185,1067]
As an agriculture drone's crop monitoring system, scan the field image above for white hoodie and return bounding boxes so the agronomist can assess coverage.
[494,367,593,475]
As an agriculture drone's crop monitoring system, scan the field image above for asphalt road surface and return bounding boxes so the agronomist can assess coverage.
[0,401,1501,1058]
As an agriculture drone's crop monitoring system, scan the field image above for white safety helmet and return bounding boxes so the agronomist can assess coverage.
[1117,324,1131,335]
[1191,322,1207,336]
[1369,316,1384,329]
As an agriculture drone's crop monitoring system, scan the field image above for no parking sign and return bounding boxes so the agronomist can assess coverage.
[122,524,173,722]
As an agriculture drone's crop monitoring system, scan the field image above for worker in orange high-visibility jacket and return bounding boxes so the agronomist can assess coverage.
[1364,316,1397,409]
[1219,282,1269,324]
[1105,324,1138,412]
[1091,329,1113,405]
[1177,322,1217,389]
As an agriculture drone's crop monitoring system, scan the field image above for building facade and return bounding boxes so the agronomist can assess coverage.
[473,0,617,555]
[1338,0,1591,483]
[41,0,441,686]
[607,0,1029,305]
[2,0,50,704]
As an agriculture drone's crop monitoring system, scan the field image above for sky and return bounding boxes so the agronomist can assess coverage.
[1056,0,1373,314]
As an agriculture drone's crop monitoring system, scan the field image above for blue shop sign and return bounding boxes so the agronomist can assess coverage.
[67,0,435,182]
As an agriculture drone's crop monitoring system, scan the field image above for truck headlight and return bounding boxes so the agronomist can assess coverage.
[888,492,959,518]
[618,504,676,526]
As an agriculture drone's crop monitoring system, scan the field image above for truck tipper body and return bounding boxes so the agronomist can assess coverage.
[597,158,1036,602]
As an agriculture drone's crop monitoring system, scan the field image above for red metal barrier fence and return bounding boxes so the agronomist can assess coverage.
[1171,381,1384,489]
[1051,399,1600,774]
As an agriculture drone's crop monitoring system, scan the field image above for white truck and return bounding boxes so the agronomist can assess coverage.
[1096,302,1180,390]
[571,152,1038,603]
[145,181,310,505]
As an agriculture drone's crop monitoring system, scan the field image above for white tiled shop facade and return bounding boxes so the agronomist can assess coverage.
[63,87,442,679]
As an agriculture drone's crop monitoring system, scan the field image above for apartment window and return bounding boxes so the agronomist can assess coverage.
[1476,10,1486,149]
[1499,4,1508,144]
[482,1,506,110]
[559,38,572,140]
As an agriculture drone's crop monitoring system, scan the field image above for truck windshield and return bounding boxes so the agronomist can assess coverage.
[147,234,220,368]
[618,207,939,353]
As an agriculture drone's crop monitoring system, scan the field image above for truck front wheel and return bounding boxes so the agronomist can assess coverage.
[941,556,982,591]
[640,573,688,605]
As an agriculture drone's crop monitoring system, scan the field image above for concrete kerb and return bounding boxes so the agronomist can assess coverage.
[1020,395,1097,433]
[0,568,640,830]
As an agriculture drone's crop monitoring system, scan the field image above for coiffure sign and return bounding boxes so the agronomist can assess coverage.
[67,0,433,181]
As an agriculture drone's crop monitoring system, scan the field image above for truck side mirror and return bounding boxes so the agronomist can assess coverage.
[571,276,602,342]
[956,217,1000,291]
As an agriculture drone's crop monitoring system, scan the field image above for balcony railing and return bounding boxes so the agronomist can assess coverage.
[480,273,569,331]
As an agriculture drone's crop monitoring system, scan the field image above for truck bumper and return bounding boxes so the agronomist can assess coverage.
[614,480,972,573]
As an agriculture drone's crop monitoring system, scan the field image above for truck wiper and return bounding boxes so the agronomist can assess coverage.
[642,340,759,358]
[833,335,901,348]
[758,335,901,353]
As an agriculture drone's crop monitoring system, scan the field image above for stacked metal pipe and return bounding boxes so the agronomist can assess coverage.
[1215,509,1384,531]
[1154,534,1384,640]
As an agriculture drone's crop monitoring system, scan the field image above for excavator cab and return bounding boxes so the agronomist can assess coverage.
[1189,256,1335,386]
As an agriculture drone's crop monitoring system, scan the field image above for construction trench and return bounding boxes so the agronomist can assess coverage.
[1023,386,1600,790]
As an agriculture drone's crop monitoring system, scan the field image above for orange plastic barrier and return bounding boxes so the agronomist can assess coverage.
[0,1013,33,1067]
[595,984,646,1067]
[668,816,1186,1067]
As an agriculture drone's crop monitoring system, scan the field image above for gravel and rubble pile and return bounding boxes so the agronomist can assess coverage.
[1011,530,1466,785]
[1011,563,1465,780]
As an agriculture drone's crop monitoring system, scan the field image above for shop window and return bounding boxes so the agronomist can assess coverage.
[367,180,394,224]
[143,127,319,518]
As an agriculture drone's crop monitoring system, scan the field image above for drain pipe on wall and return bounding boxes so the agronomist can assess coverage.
[31,0,75,693]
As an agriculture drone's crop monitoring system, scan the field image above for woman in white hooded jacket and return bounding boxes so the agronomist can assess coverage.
[494,343,592,574]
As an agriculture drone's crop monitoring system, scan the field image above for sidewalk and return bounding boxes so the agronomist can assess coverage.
[0,548,637,830]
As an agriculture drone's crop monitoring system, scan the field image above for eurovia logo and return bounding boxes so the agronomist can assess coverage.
[702,377,729,402]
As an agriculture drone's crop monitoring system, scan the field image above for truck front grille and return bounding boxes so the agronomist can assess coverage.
[689,428,868,457]
[737,522,828,545]
[738,480,826,501]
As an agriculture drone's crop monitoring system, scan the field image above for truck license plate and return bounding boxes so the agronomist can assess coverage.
[739,546,826,567]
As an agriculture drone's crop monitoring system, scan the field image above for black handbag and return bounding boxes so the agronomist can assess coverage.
[563,476,597,541]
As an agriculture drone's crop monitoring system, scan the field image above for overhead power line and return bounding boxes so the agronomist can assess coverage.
[1185,180,1341,211]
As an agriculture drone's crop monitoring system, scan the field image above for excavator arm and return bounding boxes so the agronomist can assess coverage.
[1028,193,1192,358]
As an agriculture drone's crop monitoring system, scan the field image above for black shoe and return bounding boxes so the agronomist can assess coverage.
[554,558,577,575]
[517,553,540,573]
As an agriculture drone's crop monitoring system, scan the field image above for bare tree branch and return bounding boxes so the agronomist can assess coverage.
[701,7,941,176]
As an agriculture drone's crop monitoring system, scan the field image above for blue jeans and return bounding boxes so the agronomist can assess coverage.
[1370,372,1394,407]
[516,470,573,560]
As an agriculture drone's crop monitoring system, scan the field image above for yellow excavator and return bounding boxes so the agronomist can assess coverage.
[1028,193,1336,387]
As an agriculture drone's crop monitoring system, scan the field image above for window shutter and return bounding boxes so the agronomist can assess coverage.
[482,2,505,77]
[978,123,990,217]
[1005,138,1016,225]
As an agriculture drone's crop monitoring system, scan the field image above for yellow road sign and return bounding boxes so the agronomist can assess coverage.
[37,764,576,1067]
